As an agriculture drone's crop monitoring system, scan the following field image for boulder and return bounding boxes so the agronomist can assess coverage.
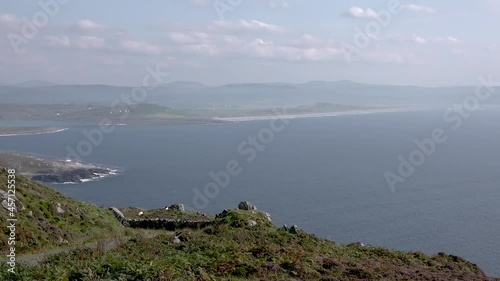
[238,201,257,211]
[289,225,300,234]
[247,219,257,227]
[0,189,25,213]
[263,212,272,222]
[168,204,185,212]
[55,203,65,214]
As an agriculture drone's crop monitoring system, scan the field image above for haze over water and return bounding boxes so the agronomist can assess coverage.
[1,110,499,276]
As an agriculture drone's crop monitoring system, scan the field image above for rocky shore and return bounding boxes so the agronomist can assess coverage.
[0,151,118,183]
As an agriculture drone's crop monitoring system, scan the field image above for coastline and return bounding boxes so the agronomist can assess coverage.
[0,151,120,184]
[212,107,422,122]
[0,127,68,137]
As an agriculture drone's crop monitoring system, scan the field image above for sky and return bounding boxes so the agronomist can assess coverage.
[0,0,499,86]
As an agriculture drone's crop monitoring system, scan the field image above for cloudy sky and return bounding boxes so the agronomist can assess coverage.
[1,0,499,86]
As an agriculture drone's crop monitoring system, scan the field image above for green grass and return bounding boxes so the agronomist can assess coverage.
[1,209,495,281]
[0,169,124,255]
[120,207,213,221]
[0,169,495,280]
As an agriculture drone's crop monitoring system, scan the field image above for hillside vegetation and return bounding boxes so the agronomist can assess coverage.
[0,168,124,255]
[0,169,497,280]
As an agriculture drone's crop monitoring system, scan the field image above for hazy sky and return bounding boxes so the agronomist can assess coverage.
[1,0,499,86]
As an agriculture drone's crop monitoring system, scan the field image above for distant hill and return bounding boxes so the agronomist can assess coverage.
[160,80,207,88]
[1,81,498,109]
[13,80,59,88]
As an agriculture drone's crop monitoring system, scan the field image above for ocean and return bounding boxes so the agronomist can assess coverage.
[1,109,499,276]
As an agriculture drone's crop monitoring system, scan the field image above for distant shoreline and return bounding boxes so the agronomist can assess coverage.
[0,127,68,137]
[213,107,420,122]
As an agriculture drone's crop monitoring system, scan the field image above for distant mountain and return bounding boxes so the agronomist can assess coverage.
[160,81,207,88]
[13,80,59,87]
[221,82,296,89]
[0,81,498,109]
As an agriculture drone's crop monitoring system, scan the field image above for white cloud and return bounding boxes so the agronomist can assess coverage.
[183,43,219,56]
[213,20,286,33]
[432,36,461,44]
[46,36,71,48]
[446,36,461,44]
[70,19,125,35]
[223,35,244,45]
[387,34,460,45]
[244,38,342,61]
[412,34,427,44]
[269,1,289,9]
[0,14,21,30]
[75,36,108,50]
[119,40,162,55]
[403,4,436,14]
[191,0,211,6]
[344,7,379,19]
[168,32,200,44]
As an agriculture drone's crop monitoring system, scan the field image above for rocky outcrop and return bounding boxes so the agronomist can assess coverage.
[289,225,300,234]
[167,204,185,212]
[32,167,112,183]
[238,201,257,211]
[0,189,25,213]
[55,202,65,214]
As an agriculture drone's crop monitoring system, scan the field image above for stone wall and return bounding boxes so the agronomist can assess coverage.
[126,218,212,230]
[109,207,212,230]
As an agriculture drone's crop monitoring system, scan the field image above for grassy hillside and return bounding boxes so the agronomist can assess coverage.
[0,169,497,280]
[0,168,124,255]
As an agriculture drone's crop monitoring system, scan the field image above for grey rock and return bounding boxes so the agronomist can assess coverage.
[1,200,10,212]
[172,236,181,244]
[247,219,257,227]
[238,201,257,211]
[110,207,125,219]
[0,190,24,213]
[27,210,33,217]
[289,225,300,234]
[168,204,185,212]
[263,212,272,222]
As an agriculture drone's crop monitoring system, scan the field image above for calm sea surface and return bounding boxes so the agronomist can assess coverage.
[1,110,499,276]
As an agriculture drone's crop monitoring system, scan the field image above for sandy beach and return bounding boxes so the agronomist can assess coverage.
[213,107,422,122]
[0,127,68,137]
